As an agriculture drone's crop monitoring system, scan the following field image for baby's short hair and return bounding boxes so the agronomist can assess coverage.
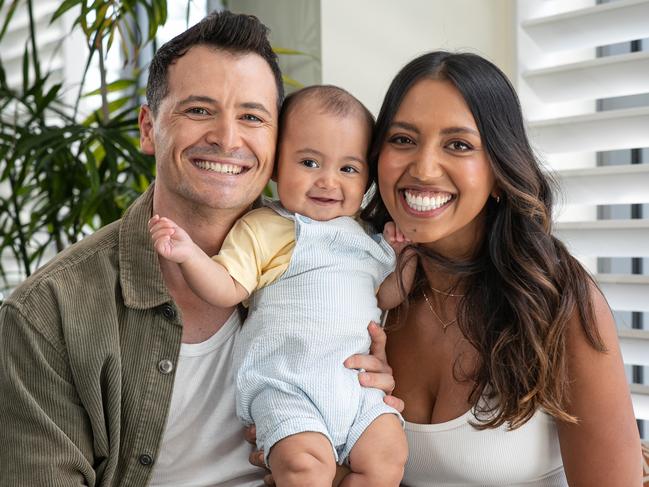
[278,85,374,140]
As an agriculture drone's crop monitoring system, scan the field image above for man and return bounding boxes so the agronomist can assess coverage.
[0,10,398,486]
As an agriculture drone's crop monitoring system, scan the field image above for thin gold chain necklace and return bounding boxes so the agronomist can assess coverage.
[428,284,464,297]
[421,289,457,332]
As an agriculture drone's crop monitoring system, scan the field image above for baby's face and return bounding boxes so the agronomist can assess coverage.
[275,102,370,221]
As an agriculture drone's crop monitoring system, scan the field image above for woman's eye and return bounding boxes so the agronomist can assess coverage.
[448,140,472,151]
[300,159,319,168]
[242,114,262,123]
[340,166,359,174]
[388,135,414,145]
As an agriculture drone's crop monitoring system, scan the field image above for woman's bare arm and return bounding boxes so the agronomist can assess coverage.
[557,284,642,486]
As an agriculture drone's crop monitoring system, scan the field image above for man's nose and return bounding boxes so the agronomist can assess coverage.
[205,116,240,152]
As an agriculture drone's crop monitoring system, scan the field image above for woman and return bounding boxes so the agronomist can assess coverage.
[362,51,642,486]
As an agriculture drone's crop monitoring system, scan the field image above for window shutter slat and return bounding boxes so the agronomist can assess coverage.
[522,0,649,52]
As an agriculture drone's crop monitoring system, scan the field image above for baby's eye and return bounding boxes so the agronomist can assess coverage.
[340,166,359,174]
[300,159,319,168]
[388,135,414,145]
[447,140,472,151]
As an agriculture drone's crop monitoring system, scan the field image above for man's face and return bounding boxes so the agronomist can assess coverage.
[140,45,278,214]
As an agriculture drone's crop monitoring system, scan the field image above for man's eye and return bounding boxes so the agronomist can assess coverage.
[242,114,262,123]
[187,107,209,116]
[388,135,414,145]
[341,166,359,174]
[300,159,319,168]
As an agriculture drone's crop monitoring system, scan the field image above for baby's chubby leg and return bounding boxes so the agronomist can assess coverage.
[341,413,408,487]
[268,431,336,487]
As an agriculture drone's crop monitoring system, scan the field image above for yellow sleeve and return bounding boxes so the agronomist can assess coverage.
[212,207,295,294]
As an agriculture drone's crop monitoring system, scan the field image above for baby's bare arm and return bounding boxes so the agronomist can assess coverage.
[149,215,249,307]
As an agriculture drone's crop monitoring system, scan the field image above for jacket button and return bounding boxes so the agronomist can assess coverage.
[158,359,174,375]
[139,454,154,466]
[160,304,176,320]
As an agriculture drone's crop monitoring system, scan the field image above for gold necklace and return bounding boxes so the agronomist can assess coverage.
[422,289,457,331]
[428,284,464,297]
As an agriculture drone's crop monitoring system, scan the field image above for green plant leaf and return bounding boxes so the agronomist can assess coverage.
[51,0,81,23]
[0,0,19,42]
[282,74,303,89]
[83,79,136,97]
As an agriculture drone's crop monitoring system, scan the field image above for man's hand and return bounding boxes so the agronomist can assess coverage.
[344,322,405,412]
[148,215,197,263]
[244,426,275,486]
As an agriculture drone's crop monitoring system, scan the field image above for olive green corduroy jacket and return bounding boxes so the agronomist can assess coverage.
[0,185,184,486]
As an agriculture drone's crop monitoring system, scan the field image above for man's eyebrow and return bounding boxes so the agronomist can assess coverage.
[176,97,272,118]
[177,95,217,106]
[241,102,272,118]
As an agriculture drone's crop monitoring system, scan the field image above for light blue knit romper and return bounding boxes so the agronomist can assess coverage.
[233,202,400,465]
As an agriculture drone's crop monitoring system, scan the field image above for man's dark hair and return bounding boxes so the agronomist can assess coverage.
[146,10,284,115]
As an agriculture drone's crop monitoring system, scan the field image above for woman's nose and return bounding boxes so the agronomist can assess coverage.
[408,146,445,180]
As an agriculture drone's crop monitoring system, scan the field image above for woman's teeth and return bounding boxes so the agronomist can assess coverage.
[404,191,453,212]
[195,160,243,174]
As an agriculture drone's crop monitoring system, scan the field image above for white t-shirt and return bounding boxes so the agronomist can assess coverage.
[149,312,265,487]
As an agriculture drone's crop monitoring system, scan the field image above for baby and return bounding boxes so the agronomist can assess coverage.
[149,85,408,486]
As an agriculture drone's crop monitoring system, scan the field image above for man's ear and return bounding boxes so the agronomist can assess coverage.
[139,105,155,155]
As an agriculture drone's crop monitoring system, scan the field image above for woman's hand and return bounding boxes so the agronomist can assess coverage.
[344,322,405,412]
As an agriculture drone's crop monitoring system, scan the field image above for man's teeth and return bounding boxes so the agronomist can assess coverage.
[195,160,243,174]
[404,191,453,212]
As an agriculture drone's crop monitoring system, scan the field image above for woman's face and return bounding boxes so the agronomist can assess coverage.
[378,78,495,259]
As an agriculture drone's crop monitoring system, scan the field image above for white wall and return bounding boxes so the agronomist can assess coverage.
[320,0,515,115]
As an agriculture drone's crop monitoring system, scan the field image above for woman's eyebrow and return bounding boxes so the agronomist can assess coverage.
[440,126,480,136]
[389,121,420,133]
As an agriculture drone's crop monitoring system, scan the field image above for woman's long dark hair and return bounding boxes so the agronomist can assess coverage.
[363,51,605,428]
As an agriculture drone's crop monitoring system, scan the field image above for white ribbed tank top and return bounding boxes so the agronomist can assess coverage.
[402,408,568,486]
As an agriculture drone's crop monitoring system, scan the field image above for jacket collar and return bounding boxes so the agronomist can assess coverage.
[118,183,171,309]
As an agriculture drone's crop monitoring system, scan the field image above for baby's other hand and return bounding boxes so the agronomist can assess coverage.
[148,215,194,263]
[383,221,410,255]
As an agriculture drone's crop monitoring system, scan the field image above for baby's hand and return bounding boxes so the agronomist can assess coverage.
[148,215,195,264]
[383,221,410,254]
